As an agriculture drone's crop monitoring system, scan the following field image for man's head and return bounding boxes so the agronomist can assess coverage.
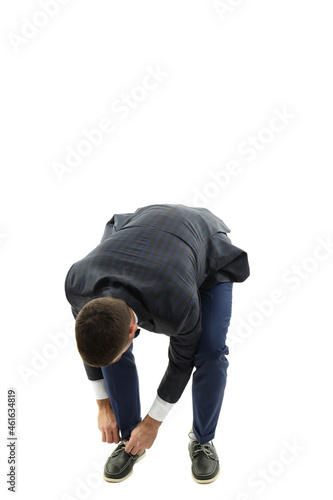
[75,297,137,367]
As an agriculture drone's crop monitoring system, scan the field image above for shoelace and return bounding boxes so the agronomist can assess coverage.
[111,441,140,458]
[111,441,126,457]
[192,442,214,459]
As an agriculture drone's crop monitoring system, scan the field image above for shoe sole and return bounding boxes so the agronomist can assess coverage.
[103,450,146,483]
[192,467,220,484]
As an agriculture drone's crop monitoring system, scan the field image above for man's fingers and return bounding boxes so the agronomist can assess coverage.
[113,431,120,444]
[105,427,113,443]
[125,440,142,455]
[124,440,134,454]
[129,446,143,456]
[103,424,120,444]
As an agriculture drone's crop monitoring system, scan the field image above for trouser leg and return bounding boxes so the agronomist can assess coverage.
[192,282,233,444]
[101,343,141,441]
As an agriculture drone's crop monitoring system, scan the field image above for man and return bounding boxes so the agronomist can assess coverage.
[64,203,250,484]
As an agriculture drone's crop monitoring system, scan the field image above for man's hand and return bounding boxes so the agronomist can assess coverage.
[97,398,120,444]
[125,414,162,456]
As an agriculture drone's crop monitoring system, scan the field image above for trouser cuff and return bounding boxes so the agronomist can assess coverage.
[192,424,215,444]
[121,419,141,442]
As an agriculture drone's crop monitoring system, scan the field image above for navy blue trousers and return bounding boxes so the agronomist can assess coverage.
[101,281,233,444]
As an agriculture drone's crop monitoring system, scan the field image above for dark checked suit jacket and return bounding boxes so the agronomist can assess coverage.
[64,204,250,403]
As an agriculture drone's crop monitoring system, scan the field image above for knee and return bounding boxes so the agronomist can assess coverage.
[194,344,229,365]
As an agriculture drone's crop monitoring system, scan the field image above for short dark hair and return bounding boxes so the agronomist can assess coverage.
[75,297,131,367]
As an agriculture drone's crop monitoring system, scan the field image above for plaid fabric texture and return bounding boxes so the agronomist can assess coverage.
[65,204,250,403]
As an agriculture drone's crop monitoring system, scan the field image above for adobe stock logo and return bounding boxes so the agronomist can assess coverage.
[192,106,296,207]
[233,438,306,499]
[0,232,8,246]
[60,458,106,500]
[7,0,71,53]
[51,65,169,182]
[228,234,333,349]
[17,321,75,385]
[212,0,246,21]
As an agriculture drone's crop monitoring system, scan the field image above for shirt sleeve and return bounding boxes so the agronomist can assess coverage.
[89,379,109,400]
[157,293,202,404]
[148,394,175,421]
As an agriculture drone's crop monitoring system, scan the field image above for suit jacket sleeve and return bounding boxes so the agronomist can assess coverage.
[68,212,135,383]
[100,212,134,243]
[71,305,104,382]
[157,293,202,404]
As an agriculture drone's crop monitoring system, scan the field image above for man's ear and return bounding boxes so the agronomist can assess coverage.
[129,323,137,340]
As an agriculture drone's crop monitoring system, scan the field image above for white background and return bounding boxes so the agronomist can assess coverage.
[1,1,332,499]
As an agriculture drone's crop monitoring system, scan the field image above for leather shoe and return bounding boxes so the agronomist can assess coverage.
[103,441,146,483]
[188,438,220,484]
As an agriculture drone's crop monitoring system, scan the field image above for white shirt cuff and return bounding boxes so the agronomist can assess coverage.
[90,379,109,400]
[148,394,175,422]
